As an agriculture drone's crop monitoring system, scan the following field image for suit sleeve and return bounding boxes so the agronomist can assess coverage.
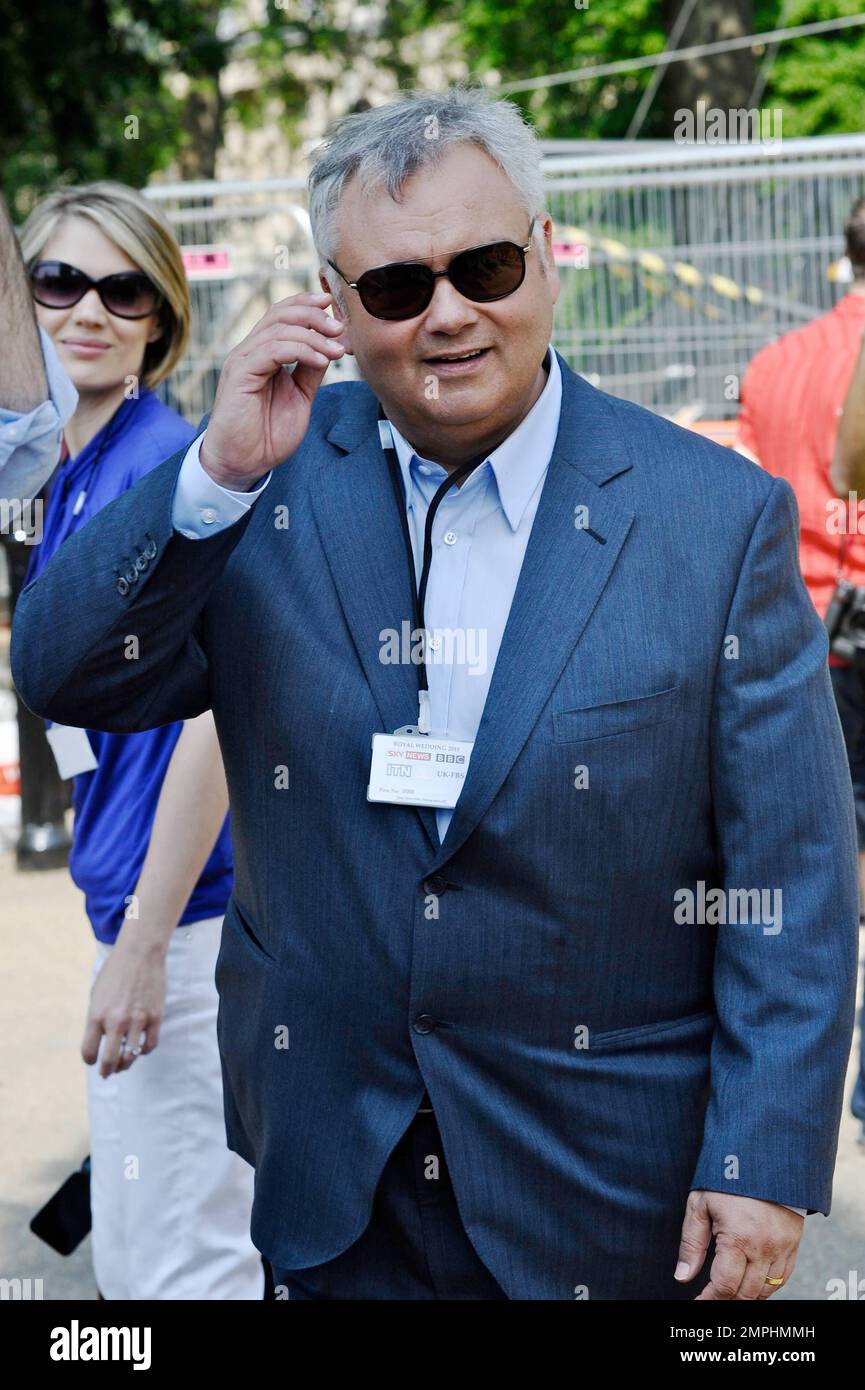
[11,444,255,733]
[691,475,860,1214]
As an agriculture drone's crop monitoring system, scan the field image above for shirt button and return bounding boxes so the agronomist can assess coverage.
[423,875,448,895]
[443,530,458,546]
[427,636,441,652]
[413,1014,437,1035]
[201,507,217,524]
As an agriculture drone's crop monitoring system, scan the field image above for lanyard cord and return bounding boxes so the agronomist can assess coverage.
[378,403,486,717]
[59,399,130,516]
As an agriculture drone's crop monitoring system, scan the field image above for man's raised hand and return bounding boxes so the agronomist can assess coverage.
[199,291,349,489]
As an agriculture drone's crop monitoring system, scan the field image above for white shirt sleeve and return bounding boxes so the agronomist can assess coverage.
[0,327,78,503]
[698,1192,806,1217]
[171,429,271,538]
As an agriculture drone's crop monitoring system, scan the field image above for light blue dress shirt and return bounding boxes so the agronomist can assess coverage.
[385,346,561,839]
[0,326,78,503]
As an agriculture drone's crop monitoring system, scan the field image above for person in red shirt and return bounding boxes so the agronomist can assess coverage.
[737,196,865,1143]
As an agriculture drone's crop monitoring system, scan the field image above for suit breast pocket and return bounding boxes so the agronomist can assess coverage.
[552,684,680,743]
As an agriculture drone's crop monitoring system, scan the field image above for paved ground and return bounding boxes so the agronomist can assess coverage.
[1,841,863,1301]
[0,849,97,1299]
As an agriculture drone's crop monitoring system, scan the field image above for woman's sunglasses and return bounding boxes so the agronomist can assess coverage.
[327,218,536,321]
[30,260,163,320]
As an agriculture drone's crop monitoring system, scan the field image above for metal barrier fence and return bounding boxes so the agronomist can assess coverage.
[144,132,865,426]
[543,133,865,420]
[143,175,324,426]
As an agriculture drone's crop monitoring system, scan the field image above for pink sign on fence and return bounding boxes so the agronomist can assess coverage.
[181,246,233,278]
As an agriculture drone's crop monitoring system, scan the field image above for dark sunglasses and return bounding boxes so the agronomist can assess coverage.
[30,260,163,320]
[327,218,536,321]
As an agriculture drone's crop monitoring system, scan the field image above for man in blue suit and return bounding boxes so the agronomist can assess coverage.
[12,88,860,1301]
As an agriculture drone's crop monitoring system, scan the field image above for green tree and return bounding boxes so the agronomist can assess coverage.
[0,0,378,215]
[383,0,865,139]
[3,0,863,218]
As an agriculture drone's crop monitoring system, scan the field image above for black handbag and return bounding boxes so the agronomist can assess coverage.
[29,1155,91,1255]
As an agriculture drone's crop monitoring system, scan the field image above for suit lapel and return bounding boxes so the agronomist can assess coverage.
[309,391,440,849]
[426,356,636,870]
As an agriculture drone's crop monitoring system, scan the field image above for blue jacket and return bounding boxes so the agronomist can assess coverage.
[11,352,859,1299]
[25,388,233,941]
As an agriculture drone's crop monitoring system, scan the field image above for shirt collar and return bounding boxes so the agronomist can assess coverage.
[385,345,562,532]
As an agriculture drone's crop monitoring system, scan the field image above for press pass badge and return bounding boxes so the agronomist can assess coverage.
[368,732,474,809]
[45,723,98,780]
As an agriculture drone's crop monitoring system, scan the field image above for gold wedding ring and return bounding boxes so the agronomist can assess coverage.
[764,1275,784,1286]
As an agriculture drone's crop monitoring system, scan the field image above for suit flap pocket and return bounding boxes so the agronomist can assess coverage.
[587,1008,715,1055]
[552,684,680,743]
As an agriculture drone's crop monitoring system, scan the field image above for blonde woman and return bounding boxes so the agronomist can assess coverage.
[19,183,262,1299]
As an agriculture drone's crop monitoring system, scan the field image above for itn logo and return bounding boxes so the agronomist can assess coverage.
[0,1277,44,1299]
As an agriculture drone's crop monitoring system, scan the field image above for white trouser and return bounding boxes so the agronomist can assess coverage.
[86,914,263,1300]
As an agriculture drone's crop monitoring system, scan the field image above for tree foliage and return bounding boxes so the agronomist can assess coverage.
[2,0,862,216]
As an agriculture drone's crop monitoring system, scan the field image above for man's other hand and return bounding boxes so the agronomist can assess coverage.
[675,1189,804,1299]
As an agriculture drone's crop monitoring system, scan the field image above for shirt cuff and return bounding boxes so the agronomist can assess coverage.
[693,1190,807,1217]
[171,430,271,538]
[40,326,79,426]
[0,328,78,503]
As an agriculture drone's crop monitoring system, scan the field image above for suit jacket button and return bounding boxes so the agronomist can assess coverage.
[413,1014,436,1035]
[423,875,447,895]
[125,565,138,584]
[144,539,157,559]
[134,553,148,572]
[117,576,129,596]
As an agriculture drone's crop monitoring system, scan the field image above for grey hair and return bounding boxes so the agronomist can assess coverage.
[308,85,549,314]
